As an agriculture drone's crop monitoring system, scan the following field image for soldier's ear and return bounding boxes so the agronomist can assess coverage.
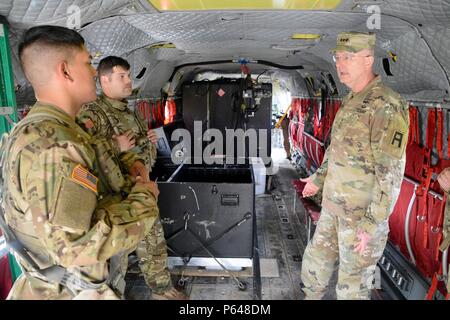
[365,55,375,70]
[59,61,74,82]
[99,74,110,86]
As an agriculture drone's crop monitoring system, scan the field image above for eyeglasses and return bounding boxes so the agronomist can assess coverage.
[332,53,371,63]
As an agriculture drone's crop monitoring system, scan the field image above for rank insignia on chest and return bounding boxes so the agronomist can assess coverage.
[84,119,95,129]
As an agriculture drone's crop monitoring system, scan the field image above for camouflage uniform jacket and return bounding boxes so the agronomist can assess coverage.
[77,94,156,173]
[310,76,410,234]
[2,103,158,299]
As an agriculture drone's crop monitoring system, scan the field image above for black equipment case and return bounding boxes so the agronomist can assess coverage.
[153,162,255,262]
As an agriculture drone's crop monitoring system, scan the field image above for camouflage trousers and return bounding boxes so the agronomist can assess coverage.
[300,207,388,300]
[7,272,119,300]
[135,217,172,293]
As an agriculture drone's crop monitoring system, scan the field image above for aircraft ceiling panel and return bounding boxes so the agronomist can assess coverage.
[0,0,132,28]
[81,16,156,60]
[420,26,450,79]
[2,0,450,101]
[382,0,450,25]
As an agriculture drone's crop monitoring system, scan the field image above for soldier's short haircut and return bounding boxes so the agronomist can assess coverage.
[18,25,85,66]
[97,56,130,78]
[18,26,86,86]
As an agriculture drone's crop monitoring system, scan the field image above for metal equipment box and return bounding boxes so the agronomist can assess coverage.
[153,162,256,269]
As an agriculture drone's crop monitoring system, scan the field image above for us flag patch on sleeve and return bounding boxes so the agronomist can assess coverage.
[71,164,98,193]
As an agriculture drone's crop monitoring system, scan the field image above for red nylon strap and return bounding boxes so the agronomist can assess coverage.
[151,100,156,128]
[447,110,450,159]
[426,108,436,151]
[146,100,151,129]
[425,273,439,300]
[421,168,434,249]
[408,106,419,145]
[437,108,444,159]
[313,100,320,139]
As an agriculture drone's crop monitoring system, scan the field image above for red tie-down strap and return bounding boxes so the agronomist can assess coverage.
[297,121,304,151]
[405,106,429,182]
[413,193,447,279]
[420,169,433,249]
[313,100,322,140]
[426,108,437,151]
[290,98,300,119]
[149,100,154,128]
[289,120,298,147]
[416,108,438,250]
[408,106,420,145]
[425,270,440,300]
[432,194,445,262]
[437,108,444,160]
[155,99,165,127]
[149,101,153,129]
[136,100,151,129]
[447,110,450,159]
[300,98,309,117]
[420,108,437,189]
[143,100,152,129]
[323,99,332,142]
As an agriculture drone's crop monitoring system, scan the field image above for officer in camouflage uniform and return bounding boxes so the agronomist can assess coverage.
[2,26,159,300]
[77,56,186,299]
[437,168,450,297]
[300,32,409,299]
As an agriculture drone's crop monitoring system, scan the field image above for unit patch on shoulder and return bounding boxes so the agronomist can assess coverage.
[381,127,407,159]
[390,131,404,149]
[71,164,98,193]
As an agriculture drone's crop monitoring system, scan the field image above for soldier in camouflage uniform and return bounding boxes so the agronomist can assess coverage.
[2,26,159,300]
[300,32,409,299]
[77,56,186,300]
[437,168,450,297]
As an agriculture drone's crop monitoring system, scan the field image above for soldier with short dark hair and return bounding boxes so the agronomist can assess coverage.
[2,25,159,300]
[77,56,187,300]
[300,32,409,299]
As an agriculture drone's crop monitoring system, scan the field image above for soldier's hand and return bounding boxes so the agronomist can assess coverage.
[129,160,149,182]
[300,177,319,198]
[135,178,160,198]
[354,230,371,256]
[437,167,450,193]
[113,130,136,152]
[147,129,159,145]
